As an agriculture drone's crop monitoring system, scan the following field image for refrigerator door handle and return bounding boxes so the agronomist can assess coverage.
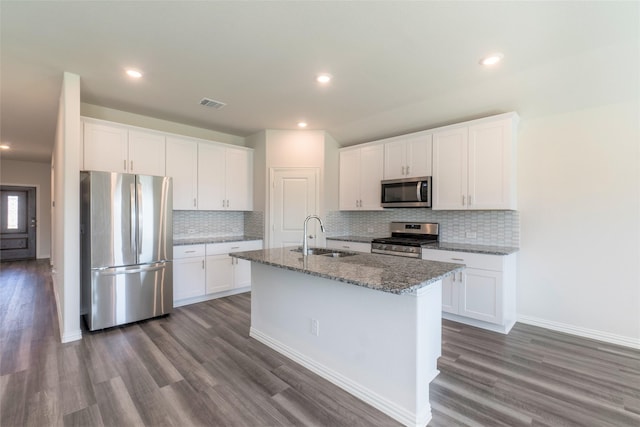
[137,181,143,257]
[93,262,167,276]
[130,182,137,255]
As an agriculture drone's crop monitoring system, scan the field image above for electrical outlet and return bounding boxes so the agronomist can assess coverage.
[311,319,320,336]
[465,231,477,239]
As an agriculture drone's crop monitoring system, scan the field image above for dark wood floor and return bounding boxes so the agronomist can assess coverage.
[1,259,639,427]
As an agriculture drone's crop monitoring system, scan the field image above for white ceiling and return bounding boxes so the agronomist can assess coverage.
[1,1,637,163]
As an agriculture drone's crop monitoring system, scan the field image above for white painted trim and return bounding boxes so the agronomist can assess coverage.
[51,271,81,343]
[61,330,83,343]
[517,315,640,350]
[250,327,432,427]
[443,312,515,334]
[173,287,249,308]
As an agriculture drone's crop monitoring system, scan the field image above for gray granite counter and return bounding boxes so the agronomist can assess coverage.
[326,235,385,244]
[230,247,463,295]
[173,235,262,246]
[425,242,519,255]
[328,236,518,255]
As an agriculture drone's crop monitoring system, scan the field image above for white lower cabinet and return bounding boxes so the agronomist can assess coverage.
[173,245,206,302]
[326,240,371,253]
[205,240,263,294]
[422,249,517,334]
[173,240,262,307]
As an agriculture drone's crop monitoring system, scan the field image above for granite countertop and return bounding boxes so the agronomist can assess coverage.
[327,235,518,256]
[423,242,519,255]
[326,235,386,244]
[173,235,263,246]
[230,247,463,295]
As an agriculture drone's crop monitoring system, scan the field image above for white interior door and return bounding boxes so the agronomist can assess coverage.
[270,168,319,249]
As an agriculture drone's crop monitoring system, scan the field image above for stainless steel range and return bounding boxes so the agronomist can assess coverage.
[371,222,439,258]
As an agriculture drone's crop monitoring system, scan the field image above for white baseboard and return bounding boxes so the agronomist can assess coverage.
[61,330,83,343]
[250,327,431,427]
[517,315,640,350]
[173,287,250,308]
[51,271,82,344]
[442,312,515,334]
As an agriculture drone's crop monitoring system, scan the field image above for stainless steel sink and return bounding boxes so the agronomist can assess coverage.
[291,247,357,258]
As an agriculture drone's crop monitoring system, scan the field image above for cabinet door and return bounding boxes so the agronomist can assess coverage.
[383,140,406,179]
[441,273,459,314]
[166,137,198,210]
[339,149,361,210]
[233,258,252,288]
[459,268,503,324]
[468,119,514,209]
[128,130,166,176]
[83,122,128,173]
[359,144,384,210]
[173,256,205,302]
[206,254,234,294]
[406,134,432,178]
[432,127,468,210]
[198,143,226,210]
[225,148,252,211]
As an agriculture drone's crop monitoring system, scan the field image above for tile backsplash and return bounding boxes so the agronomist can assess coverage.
[174,209,519,247]
[325,209,520,247]
[174,211,244,238]
[173,210,264,239]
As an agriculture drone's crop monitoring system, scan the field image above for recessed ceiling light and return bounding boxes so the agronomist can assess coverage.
[297,122,308,128]
[480,53,504,66]
[0,143,10,150]
[316,73,332,84]
[126,69,143,78]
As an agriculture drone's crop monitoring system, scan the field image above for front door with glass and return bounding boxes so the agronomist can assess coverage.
[0,186,36,261]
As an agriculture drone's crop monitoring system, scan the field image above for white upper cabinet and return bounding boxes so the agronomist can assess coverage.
[432,127,468,210]
[83,122,128,173]
[339,144,384,210]
[383,133,432,179]
[83,120,166,176]
[198,143,252,211]
[166,136,198,210]
[433,113,518,210]
[128,130,166,176]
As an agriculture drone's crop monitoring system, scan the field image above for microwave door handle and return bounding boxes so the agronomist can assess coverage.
[417,181,422,201]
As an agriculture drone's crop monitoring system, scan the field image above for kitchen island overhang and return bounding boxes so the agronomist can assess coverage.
[230,248,463,427]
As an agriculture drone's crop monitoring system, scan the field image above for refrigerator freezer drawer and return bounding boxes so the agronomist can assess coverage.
[85,261,173,331]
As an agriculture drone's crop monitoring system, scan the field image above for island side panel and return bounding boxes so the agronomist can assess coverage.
[249,262,442,427]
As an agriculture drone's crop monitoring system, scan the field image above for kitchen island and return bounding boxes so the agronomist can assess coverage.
[230,247,462,427]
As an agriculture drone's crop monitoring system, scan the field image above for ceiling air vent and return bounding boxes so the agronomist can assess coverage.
[199,97,226,109]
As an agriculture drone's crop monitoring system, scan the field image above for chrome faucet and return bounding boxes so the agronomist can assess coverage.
[302,215,326,256]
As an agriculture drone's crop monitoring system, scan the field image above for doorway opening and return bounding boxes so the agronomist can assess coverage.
[1,186,37,261]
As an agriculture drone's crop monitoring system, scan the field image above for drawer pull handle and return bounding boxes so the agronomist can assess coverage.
[231,246,240,250]
[451,258,465,261]
[185,250,196,253]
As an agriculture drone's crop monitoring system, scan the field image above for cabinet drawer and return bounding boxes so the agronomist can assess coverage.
[206,240,263,255]
[173,244,205,259]
[326,240,371,253]
[422,249,504,271]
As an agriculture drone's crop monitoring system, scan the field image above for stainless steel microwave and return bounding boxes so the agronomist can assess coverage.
[381,176,432,208]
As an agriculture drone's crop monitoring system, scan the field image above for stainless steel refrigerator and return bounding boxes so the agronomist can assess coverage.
[80,171,173,331]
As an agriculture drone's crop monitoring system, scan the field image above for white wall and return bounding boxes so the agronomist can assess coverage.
[81,103,246,147]
[0,159,52,258]
[51,72,82,343]
[517,101,640,346]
